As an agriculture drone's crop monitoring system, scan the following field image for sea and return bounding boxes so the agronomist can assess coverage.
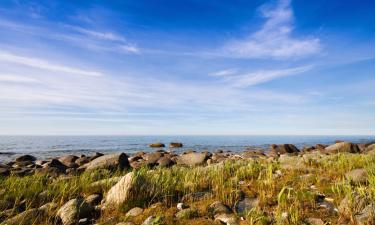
[0,135,374,162]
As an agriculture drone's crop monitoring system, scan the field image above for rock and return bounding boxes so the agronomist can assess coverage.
[0,168,10,176]
[269,144,300,157]
[143,152,163,165]
[125,207,143,217]
[157,157,174,167]
[355,204,375,225]
[75,156,90,166]
[58,155,79,168]
[57,198,95,225]
[15,155,36,162]
[2,208,42,225]
[175,208,198,219]
[345,168,368,184]
[324,142,360,154]
[305,218,325,225]
[142,216,163,225]
[176,152,207,166]
[366,143,375,154]
[177,203,188,210]
[103,172,135,208]
[84,153,129,171]
[338,192,367,216]
[85,194,102,206]
[207,201,232,217]
[38,202,58,214]
[234,197,259,214]
[169,142,183,148]
[149,142,165,148]
[214,214,240,225]
[242,150,266,159]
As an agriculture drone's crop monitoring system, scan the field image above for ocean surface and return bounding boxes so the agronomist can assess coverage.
[0,135,374,162]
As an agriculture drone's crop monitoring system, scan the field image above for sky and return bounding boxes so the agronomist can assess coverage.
[0,0,374,135]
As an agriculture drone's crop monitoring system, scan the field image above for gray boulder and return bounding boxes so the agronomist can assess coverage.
[345,169,368,184]
[84,153,129,171]
[56,198,94,225]
[234,197,259,214]
[325,142,360,154]
[176,152,207,166]
[125,207,143,217]
[207,201,232,217]
[103,172,135,208]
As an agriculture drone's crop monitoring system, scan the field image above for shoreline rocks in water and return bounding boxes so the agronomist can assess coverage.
[0,140,374,224]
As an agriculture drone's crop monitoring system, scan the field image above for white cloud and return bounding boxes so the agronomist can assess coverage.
[0,51,102,77]
[71,26,127,42]
[218,65,313,87]
[0,74,38,83]
[210,68,238,77]
[224,0,321,59]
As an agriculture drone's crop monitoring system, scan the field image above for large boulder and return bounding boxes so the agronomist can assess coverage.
[366,143,375,154]
[269,144,299,157]
[58,155,79,168]
[2,208,42,225]
[15,155,36,162]
[324,142,360,154]
[176,152,208,166]
[143,152,163,165]
[345,169,368,184]
[234,197,259,215]
[56,198,94,225]
[83,153,129,171]
[103,172,135,208]
[207,201,232,217]
[355,204,375,225]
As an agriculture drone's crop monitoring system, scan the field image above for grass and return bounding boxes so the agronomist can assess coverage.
[0,153,374,224]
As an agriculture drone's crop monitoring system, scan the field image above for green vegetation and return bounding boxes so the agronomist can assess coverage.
[1,153,375,224]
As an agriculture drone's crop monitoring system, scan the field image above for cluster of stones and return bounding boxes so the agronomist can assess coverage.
[0,141,375,225]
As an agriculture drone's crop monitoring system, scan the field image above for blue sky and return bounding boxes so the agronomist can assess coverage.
[0,0,374,135]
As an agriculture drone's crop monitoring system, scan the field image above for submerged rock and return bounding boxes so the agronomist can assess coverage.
[169,142,183,148]
[149,142,165,148]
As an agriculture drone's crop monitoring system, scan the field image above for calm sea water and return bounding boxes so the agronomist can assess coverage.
[0,135,374,162]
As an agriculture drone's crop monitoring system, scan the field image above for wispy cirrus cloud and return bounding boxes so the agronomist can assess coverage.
[223,0,321,59]
[213,65,313,87]
[0,19,139,54]
[0,51,103,77]
[0,74,39,83]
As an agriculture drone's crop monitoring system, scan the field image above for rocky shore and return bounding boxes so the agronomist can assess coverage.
[0,140,375,225]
